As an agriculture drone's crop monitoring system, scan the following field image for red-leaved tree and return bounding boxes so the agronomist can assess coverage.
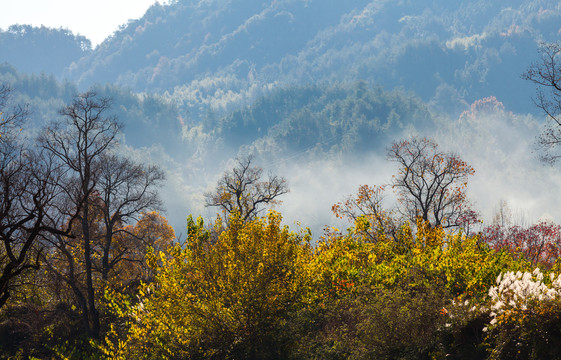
[482,222,561,266]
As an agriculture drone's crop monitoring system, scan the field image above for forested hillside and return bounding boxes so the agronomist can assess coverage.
[0,25,91,76]
[193,82,434,156]
[3,0,560,118]
[1,0,560,242]
[0,64,182,152]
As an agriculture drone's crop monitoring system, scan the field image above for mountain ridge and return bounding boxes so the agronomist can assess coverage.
[2,0,557,119]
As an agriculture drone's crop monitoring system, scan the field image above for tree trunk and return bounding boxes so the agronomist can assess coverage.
[82,202,100,338]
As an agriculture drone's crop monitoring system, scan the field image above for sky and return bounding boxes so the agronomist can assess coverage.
[0,0,163,47]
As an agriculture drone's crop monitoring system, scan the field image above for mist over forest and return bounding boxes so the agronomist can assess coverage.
[1,0,560,234]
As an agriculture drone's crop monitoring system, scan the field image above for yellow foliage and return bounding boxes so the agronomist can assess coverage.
[311,218,522,300]
[100,211,526,358]
[104,210,312,359]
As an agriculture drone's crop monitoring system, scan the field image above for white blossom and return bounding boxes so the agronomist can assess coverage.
[486,268,561,329]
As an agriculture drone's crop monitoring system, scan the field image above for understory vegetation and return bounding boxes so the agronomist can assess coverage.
[64,211,561,360]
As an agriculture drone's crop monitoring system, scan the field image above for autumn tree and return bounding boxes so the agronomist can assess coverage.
[332,184,400,243]
[102,211,312,359]
[387,137,475,228]
[523,42,561,162]
[483,216,561,266]
[39,91,165,339]
[205,155,289,221]
[106,211,175,290]
[499,223,559,265]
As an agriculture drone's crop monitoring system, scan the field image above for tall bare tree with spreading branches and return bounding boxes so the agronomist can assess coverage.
[205,155,289,222]
[40,91,165,339]
[387,137,475,229]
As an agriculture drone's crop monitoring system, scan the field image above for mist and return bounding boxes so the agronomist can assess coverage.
[434,97,561,226]
[143,94,561,241]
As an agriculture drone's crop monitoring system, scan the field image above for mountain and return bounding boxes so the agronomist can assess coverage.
[0,25,91,77]
[0,65,183,154]
[2,0,558,120]
[202,82,433,155]
[63,0,561,115]
[1,0,561,232]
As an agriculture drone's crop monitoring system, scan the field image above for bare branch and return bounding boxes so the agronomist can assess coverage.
[523,42,561,162]
[205,155,289,221]
[387,137,475,228]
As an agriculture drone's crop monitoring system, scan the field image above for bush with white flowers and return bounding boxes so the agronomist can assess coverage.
[487,268,560,326]
[483,268,561,359]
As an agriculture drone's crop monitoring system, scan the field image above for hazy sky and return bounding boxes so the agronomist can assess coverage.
[0,0,162,47]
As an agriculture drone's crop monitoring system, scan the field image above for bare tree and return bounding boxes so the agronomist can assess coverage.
[0,85,66,309]
[38,91,167,339]
[205,155,289,221]
[39,91,121,338]
[387,137,475,228]
[95,154,165,281]
[522,42,561,163]
[0,88,166,338]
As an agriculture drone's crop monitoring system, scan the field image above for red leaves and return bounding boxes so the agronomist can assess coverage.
[483,221,561,266]
[459,96,505,121]
[331,279,355,294]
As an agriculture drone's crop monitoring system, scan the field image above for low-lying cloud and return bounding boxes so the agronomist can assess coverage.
[140,95,561,241]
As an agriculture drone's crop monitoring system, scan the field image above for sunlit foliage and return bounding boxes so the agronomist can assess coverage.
[102,211,312,359]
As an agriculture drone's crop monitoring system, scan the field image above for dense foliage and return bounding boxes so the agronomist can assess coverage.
[93,209,550,360]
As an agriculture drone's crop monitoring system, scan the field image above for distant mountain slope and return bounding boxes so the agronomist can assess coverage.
[62,0,365,91]
[1,0,559,154]
[1,0,559,119]
[0,25,91,77]
[0,64,432,163]
[182,82,434,162]
[52,0,559,117]
[0,65,183,154]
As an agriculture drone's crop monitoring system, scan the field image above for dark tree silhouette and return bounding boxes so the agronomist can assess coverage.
[205,155,289,222]
[39,91,165,339]
[40,91,120,338]
[39,92,165,338]
[0,85,64,309]
[387,137,475,228]
[523,42,561,163]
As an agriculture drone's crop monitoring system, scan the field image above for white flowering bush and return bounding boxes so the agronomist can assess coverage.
[487,269,560,325]
[484,268,561,359]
